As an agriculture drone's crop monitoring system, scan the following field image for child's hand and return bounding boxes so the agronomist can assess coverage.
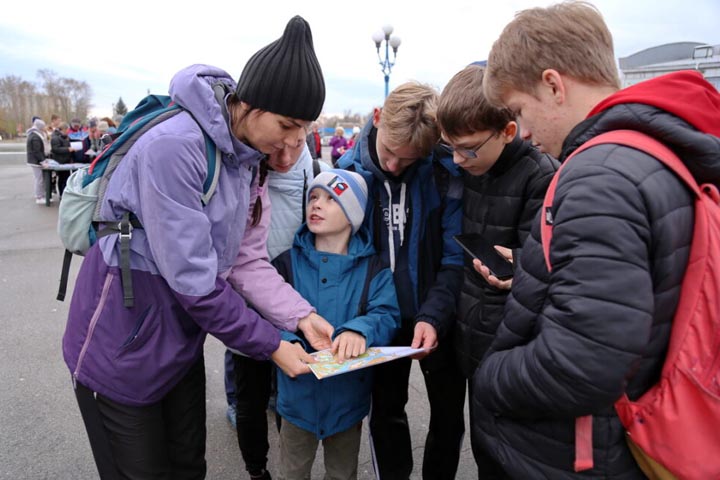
[331,331,366,362]
[410,321,437,359]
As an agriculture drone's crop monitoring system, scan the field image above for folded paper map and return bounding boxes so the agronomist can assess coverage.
[308,346,427,380]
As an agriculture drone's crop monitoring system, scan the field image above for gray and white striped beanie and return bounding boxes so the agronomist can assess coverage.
[308,169,368,234]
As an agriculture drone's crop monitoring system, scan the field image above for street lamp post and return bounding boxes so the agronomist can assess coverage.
[372,25,401,99]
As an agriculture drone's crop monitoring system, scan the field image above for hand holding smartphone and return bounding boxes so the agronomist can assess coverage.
[453,234,514,280]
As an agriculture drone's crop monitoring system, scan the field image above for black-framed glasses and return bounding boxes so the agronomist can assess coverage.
[438,132,497,160]
[453,132,497,159]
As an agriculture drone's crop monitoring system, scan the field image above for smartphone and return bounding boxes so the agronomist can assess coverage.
[453,234,514,280]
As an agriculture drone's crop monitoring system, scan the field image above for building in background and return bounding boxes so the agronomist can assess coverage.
[619,41,720,90]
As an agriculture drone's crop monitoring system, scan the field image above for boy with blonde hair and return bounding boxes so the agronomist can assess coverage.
[338,81,465,479]
[437,64,557,477]
[472,1,720,478]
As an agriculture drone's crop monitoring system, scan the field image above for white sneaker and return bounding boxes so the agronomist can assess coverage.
[35,198,45,204]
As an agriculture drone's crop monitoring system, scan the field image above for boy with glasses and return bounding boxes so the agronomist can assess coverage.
[436,63,558,477]
[337,81,465,480]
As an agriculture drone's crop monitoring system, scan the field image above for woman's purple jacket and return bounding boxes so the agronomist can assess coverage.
[62,65,282,406]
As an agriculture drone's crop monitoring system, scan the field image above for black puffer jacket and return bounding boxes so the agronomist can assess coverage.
[26,131,45,165]
[51,129,73,164]
[471,79,720,478]
[456,135,558,378]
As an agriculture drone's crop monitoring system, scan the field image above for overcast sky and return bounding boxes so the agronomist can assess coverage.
[1,0,718,120]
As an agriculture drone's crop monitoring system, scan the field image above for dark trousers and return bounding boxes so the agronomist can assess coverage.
[369,326,466,480]
[231,353,275,475]
[56,170,70,197]
[74,357,207,480]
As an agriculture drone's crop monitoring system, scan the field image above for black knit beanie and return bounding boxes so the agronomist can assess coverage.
[236,15,325,121]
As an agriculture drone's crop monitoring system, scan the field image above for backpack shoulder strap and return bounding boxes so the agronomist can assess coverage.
[201,132,220,205]
[540,129,698,272]
[312,158,321,178]
[271,250,294,287]
[539,129,713,474]
[432,158,450,199]
[357,254,388,316]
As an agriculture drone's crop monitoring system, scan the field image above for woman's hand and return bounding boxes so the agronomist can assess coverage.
[297,312,334,350]
[271,340,314,378]
[331,331,367,362]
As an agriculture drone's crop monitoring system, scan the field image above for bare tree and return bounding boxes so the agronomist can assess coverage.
[37,69,70,119]
[0,75,37,134]
[64,78,92,120]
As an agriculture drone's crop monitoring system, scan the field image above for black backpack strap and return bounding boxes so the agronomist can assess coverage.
[312,158,321,178]
[56,250,73,301]
[432,158,450,200]
[302,159,322,222]
[271,250,294,287]
[357,255,387,316]
[118,212,134,307]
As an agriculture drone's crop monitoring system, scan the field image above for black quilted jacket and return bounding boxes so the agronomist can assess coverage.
[471,96,720,478]
[455,135,558,378]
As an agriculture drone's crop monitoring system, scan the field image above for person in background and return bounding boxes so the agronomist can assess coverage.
[100,117,118,134]
[26,118,50,204]
[96,121,112,151]
[337,82,465,480]
[436,63,558,478]
[67,117,87,163]
[329,126,348,166]
[113,114,124,129]
[224,141,328,480]
[61,15,331,479]
[471,2,720,478]
[306,122,322,160]
[273,169,400,480]
[50,122,76,197]
[346,125,360,150]
[49,114,62,133]
[83,118,102,161]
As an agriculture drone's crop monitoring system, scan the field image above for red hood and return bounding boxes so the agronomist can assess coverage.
[588,71,720,137]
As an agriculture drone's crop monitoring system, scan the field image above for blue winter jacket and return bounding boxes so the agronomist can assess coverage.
[337,119,463,340]
[274,225,400,439]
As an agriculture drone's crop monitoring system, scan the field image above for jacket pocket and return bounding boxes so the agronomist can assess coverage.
[116,305,155,356]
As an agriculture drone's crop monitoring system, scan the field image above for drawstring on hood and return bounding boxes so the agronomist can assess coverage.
[382,180,407,272]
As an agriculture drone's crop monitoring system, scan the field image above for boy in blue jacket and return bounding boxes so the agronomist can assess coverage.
[272,169,400,479]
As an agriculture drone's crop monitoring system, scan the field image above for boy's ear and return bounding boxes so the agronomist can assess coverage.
[501,121,517,144]
[541,69,566,104]
[372,108,382,128]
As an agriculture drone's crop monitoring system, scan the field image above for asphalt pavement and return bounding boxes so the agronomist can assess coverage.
[0,142,475,479]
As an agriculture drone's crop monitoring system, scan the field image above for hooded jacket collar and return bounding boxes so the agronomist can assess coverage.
[169,64,264,168]
[563,71,720,187]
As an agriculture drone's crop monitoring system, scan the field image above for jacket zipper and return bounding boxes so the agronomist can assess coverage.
[73,272,114,388]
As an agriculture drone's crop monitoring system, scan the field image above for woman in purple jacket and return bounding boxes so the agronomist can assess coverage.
[62,16,332,479]
[329,126,349,166]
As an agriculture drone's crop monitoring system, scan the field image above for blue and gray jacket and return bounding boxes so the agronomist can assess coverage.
[337,118,463,340]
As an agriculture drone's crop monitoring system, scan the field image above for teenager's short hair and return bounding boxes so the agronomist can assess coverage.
[484,1,620,106]
[381,81,439,157]
[438,65,515,138]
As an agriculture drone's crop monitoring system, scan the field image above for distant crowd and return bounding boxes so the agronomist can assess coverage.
[24,114,124,203]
